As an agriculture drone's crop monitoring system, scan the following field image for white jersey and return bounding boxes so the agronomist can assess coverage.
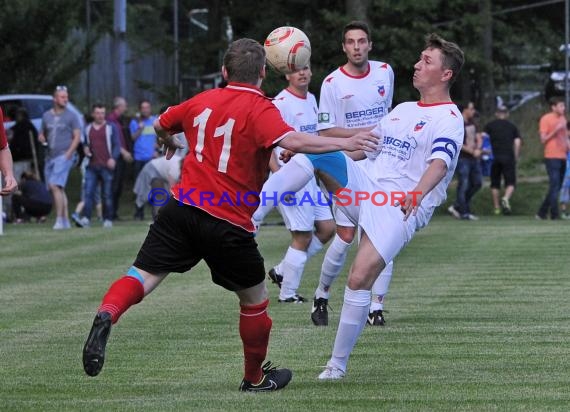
[272,88,318,166]
[367,101,464,209]
[317,60,394,131]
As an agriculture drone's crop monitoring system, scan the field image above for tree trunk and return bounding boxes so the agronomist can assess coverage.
[345,0,370,22]
[480,0,495,115]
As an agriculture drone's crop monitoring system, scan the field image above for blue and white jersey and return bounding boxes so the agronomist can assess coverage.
[317,61,394,131]
[272,88,318,166]
[368,101,464,209]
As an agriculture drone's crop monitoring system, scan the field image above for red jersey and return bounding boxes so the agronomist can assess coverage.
[0,108,8,150]
[159,82,294,232]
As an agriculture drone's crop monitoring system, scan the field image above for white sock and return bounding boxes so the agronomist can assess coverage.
[314,234,352,300]
[279,247,308,300]
[253,154,315,223]
[306,234,324,260]
[328,287,370,372]
[370,260,393,312]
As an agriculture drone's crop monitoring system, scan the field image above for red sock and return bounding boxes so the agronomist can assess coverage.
[98,276,144,324]
[239,299,272,383]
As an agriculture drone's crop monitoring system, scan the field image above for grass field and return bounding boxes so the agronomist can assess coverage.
[1,216,569,411]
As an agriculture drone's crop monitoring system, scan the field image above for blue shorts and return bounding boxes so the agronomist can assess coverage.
[306,152,349,187]
[45,154,75,188]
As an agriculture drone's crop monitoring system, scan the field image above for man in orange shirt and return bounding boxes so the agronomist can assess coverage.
[536,97,570,220]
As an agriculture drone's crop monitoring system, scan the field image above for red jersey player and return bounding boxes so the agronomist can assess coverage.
[82,38,378,392]
[0,108,17,196]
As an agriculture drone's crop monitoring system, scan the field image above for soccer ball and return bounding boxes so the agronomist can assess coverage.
[264,26,311,75]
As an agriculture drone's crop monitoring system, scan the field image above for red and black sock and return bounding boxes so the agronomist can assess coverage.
[98,276,144,324]
[239,299,272,383]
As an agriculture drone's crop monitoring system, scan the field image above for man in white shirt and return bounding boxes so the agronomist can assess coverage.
[262,65,335,303]
[314,33,465,380]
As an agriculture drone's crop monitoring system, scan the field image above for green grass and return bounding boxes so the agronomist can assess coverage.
[1,216,569,411]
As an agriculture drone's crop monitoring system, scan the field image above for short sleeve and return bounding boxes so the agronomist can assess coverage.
[317,78,337,131]
[251,101,294,149]
[70,112,81,131]
[129,119,138,135]
[158,103,188,135]
[427,118,464,169]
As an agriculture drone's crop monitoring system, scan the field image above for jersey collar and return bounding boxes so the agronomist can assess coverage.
[226,82,265,96]
[285,87,308,100]
[340,62,371,79]
[417,101,455,107]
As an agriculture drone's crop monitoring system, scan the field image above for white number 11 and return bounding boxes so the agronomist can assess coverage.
[192,108,235,173]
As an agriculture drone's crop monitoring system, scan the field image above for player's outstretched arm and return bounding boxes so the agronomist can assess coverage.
[279,131,379,154]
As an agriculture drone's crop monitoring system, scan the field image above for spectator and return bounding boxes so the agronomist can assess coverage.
[448,102,483,220]
[483,106,521,215]
[77,103,121,228]
[133,152,183,221]
[0,107,17,196]
[38,86,81,230]
[129,100,157,184]
[560,149,570,219]
[480,132,494,177]
[107,96,133,220]
[536,97,569,220]
[8,108,40,182]
[12,171,52,223]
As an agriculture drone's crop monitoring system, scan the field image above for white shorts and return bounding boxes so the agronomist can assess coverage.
[277,178,333,232]
[333,153,434,263]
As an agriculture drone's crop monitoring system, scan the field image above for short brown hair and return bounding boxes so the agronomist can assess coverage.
[342,21,371,43]
[549,96,564,107]
[424,33,464,84]
[223,38,265,84]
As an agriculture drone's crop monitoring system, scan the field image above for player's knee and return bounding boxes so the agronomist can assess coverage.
[336,226,355,243]
[291,231,313,250]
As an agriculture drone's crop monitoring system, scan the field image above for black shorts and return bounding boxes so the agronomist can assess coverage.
[490,157,516,189]
[134,198,265,291]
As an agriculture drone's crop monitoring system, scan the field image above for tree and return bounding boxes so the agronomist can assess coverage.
[0,0,95,93]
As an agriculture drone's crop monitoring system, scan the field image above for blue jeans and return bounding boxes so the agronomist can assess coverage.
[83,165,114,221]
[454,156,482,215]
[538,159,566,219]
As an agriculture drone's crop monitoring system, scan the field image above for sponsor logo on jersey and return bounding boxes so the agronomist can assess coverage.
[318,113,330,123]
[414,120,426,131]
[390,117,400,121]
[345,106,386,120]
[377,85,385,97]
[300,124,317,133]
[383,134,418,160]
[325,76,334,83]
[450,110,458,118]
[381,63,388,69]
[296,112,304,116]
[341,94,354,100]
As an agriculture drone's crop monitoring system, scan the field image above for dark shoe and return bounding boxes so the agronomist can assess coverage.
[311,297,329,326]
[367,309,386,326]
[267,267,283,289]
[239,361,292,392]
[83,312,112,377]
[133,207,144,221]
[278,294,306,303]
